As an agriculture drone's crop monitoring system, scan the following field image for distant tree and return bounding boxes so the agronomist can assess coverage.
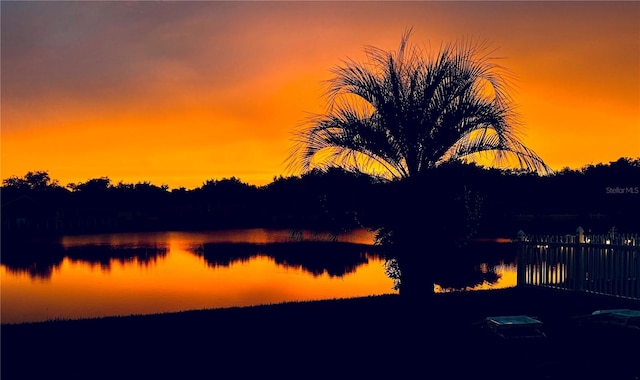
[199,177,258,200]
[2,171,60,191]
[68,177,111,193]
[200,177,253,191]
[194,177,261,228]
[287,29,549,299]
[115,181,135,191]
[581,157,640,180]
[133,181,169,193]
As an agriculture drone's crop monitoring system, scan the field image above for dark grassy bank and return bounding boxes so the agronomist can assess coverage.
[3,287,639,380]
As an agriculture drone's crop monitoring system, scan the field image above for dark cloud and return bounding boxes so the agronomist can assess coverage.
[1,2,252,102]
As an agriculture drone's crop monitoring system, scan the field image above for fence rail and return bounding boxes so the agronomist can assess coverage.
[517,228,640,301]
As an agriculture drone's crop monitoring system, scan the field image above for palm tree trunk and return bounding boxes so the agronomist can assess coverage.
[395,239,437,296]
[391,216,438,302]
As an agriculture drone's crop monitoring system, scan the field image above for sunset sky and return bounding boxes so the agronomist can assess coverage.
[2,1,639,189]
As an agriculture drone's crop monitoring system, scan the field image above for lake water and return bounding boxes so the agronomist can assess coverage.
[1,228,517,324]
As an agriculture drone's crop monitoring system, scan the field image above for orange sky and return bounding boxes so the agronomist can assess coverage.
[2,1,639,189]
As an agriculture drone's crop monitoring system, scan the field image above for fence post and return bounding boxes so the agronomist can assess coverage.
[576,226,585,292]
[637,245,640,299]
[516,230,526,287]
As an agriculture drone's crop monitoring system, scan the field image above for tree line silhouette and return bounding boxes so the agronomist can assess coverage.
[2,157,638,245]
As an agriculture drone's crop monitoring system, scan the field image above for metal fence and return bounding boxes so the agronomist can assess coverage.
[516,228,640,300]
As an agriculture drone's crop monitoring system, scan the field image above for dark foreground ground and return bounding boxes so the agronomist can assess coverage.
[3,287,639,380]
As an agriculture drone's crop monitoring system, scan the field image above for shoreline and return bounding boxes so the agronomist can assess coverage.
[3,287,639,379]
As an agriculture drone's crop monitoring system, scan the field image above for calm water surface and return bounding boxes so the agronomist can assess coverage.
[1,229,516,324]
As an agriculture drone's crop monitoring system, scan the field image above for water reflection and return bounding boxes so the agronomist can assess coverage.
[1,229,375,280]
[433,240,518,292]
[194,241,378,277]
[0,230,518,324]
[1,243,65,279]
[65,245,168,271]
[435,262,517,292]
[1,241,168,280]
[0,229,396,324]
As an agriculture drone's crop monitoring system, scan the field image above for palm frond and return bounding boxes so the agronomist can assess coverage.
[286,30,550,179]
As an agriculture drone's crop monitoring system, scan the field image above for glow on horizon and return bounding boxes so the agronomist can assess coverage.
[2,1,638,189]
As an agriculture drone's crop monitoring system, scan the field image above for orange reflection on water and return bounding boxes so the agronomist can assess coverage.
[434,262,517,293]
[1,229,393,324]
[60,228,378,247]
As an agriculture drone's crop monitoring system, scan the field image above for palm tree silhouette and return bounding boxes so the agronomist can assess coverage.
[288,29,549,299]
